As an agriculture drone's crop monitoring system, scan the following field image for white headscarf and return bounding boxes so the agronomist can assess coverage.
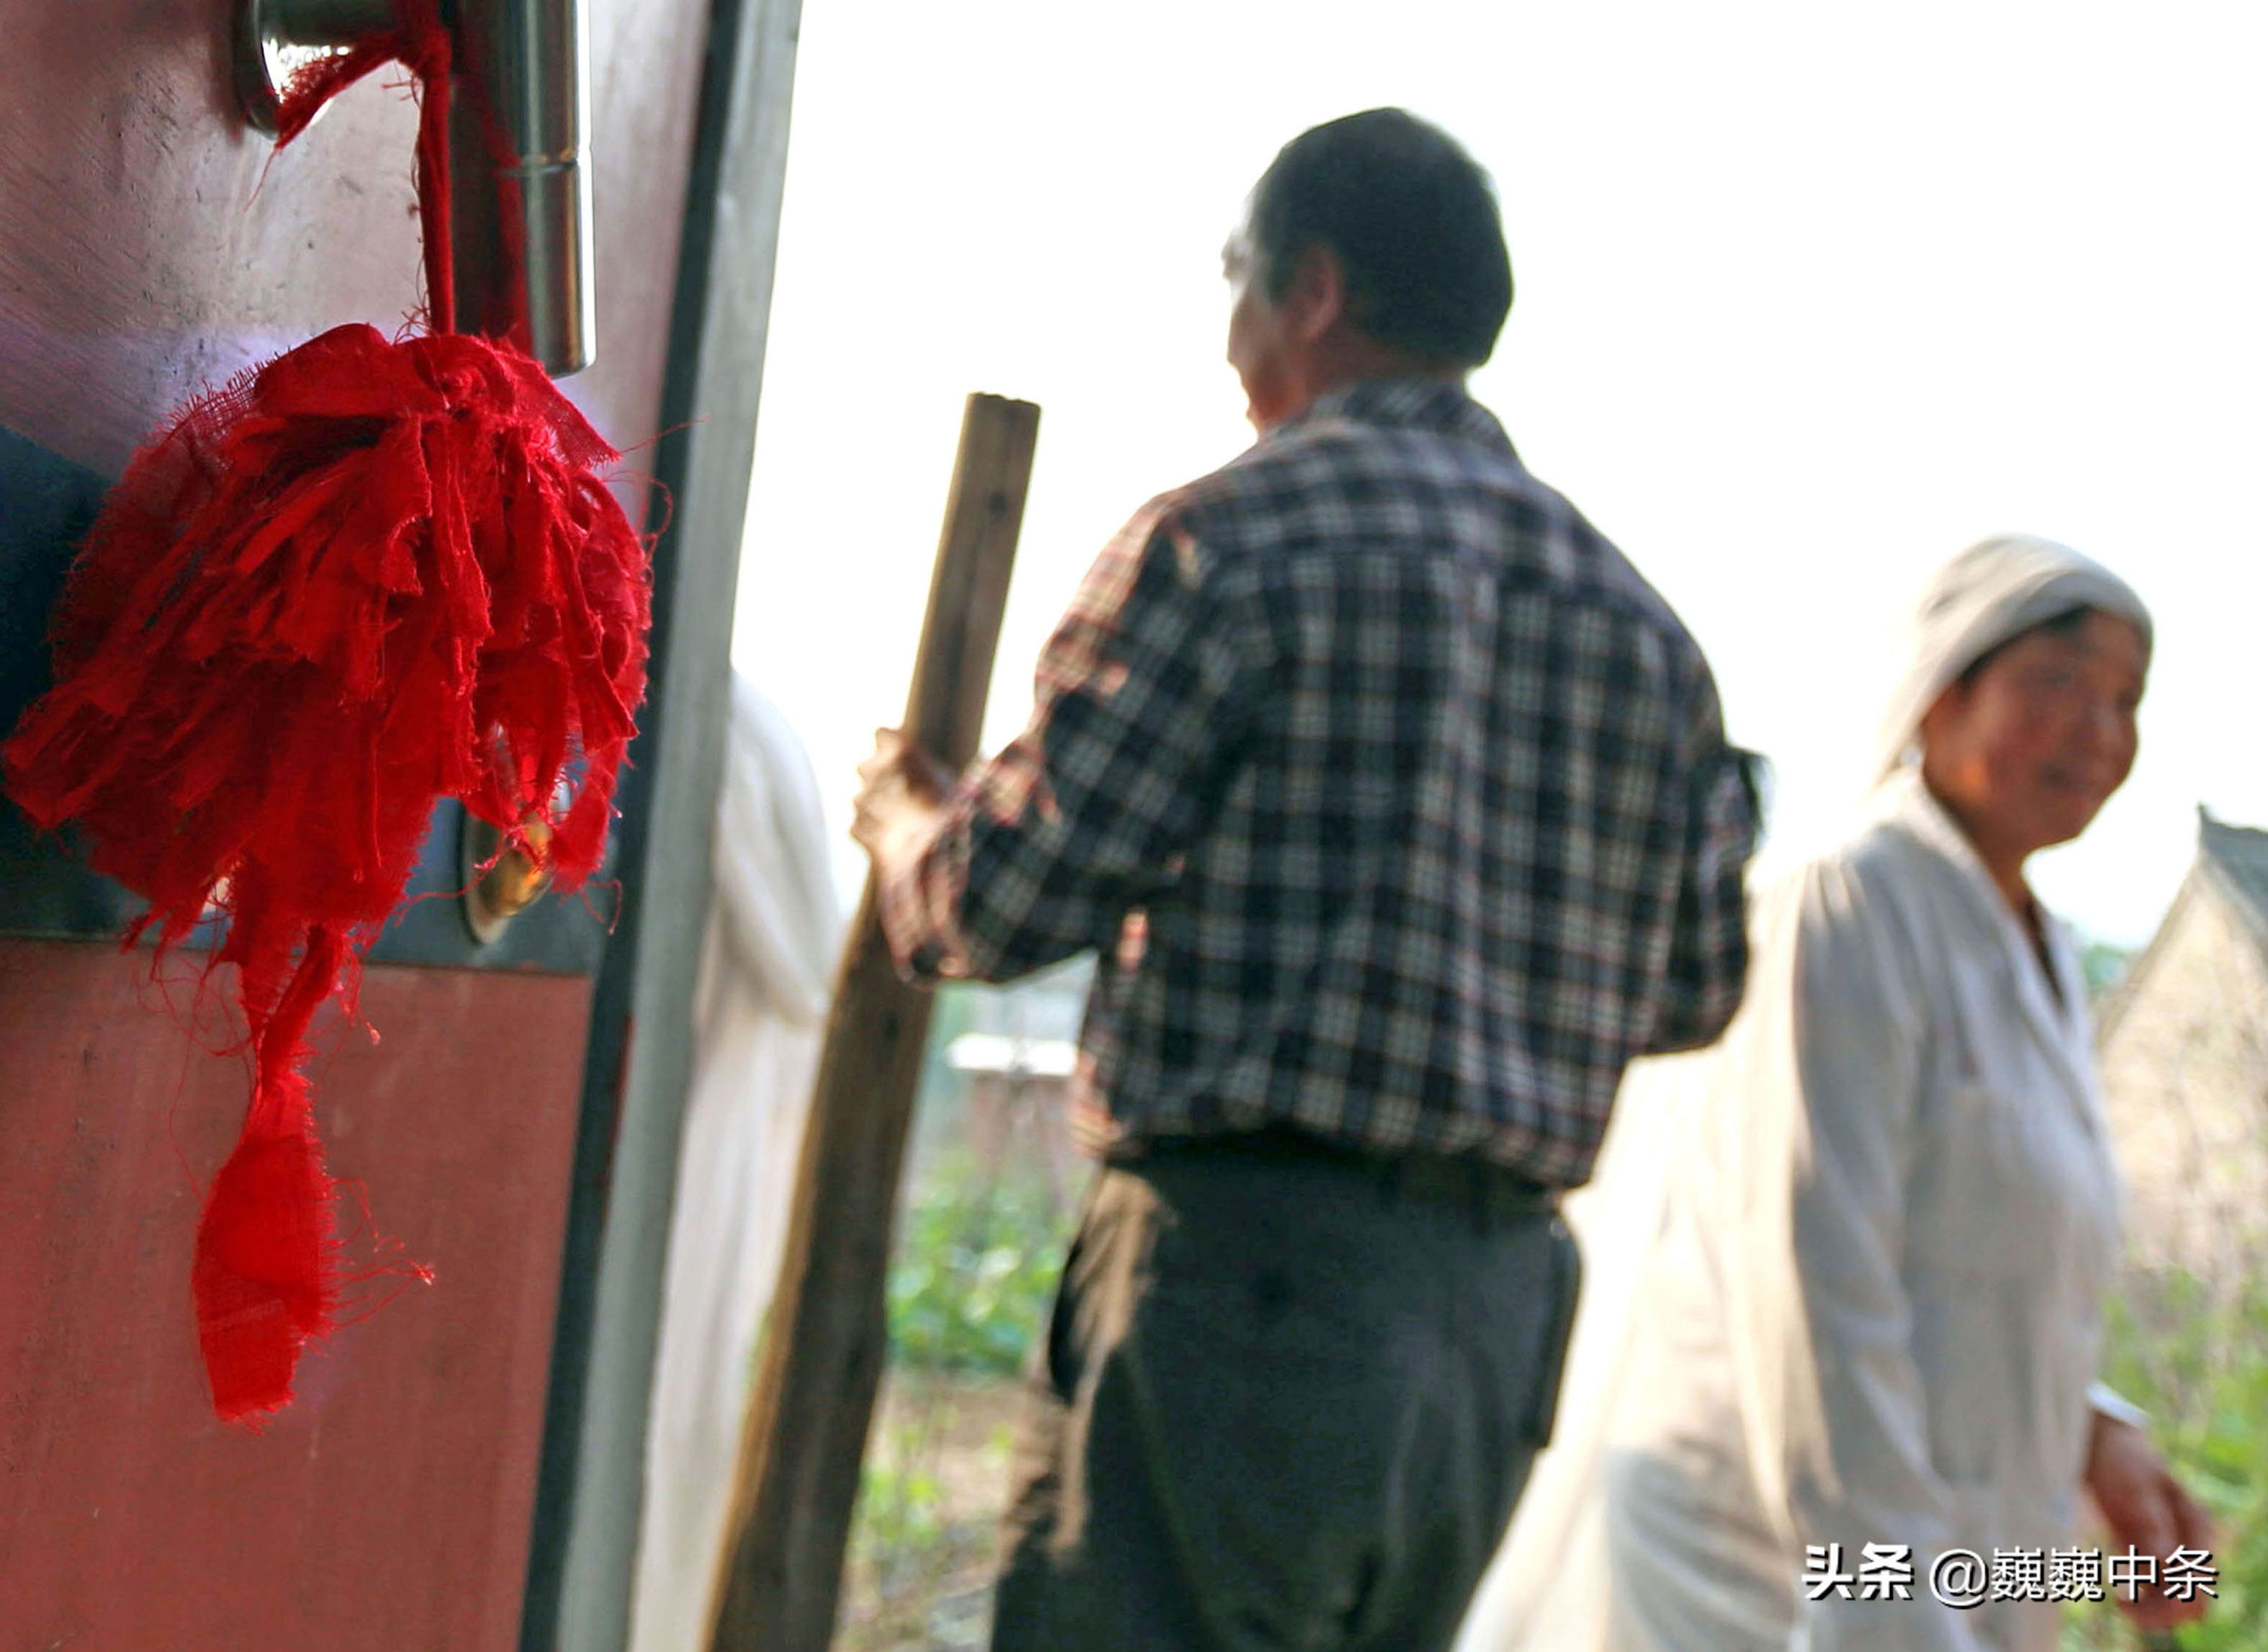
[1874,532,2154,784]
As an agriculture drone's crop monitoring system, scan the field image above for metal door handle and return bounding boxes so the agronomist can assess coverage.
[233,0,596,376]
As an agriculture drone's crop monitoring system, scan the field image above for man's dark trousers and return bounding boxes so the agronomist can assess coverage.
[989,1129,1581,1652]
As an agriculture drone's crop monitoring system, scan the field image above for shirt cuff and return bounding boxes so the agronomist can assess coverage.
[873,808,972,984]
[2088,1381,2151,1432]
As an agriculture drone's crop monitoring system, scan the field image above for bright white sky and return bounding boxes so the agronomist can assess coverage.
[732,0,2268,948]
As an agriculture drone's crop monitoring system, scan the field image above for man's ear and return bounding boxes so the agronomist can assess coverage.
[1283,244,1347,345]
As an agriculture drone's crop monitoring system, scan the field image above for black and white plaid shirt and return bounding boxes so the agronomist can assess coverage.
[878,379,1757,1186]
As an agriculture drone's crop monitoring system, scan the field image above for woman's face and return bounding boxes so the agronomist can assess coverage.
[1921,609,2149,863]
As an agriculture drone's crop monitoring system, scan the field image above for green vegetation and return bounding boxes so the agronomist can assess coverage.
[840,1160,1076,1649]
[2064,1276,2268,1649]
[2082,941,2136,1005]
[886,1157,1073,1377]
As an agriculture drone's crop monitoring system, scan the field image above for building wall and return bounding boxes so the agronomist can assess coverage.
[0,0,714,1641]
[2097,872,2268,1285]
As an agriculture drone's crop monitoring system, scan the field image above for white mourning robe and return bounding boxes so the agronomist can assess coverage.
[1457,534,2152,1652]
[629,676,844,1652]
[1598,771,2124,1652]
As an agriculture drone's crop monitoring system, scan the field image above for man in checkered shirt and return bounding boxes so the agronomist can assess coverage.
[852,109,1760,1652]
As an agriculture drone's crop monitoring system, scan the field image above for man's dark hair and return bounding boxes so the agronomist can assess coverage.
[1244,109,1513,368]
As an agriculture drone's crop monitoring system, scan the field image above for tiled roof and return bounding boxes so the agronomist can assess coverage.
[2199,809,2268,953]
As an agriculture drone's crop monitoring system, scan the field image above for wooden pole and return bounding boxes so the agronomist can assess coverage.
[705,392,1041,1651]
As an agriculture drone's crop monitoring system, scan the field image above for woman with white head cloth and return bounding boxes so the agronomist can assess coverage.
[1454,534,2210,1652]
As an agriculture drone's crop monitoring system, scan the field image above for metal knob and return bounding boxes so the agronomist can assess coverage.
[233,0,398,133]
[459,807,554,944]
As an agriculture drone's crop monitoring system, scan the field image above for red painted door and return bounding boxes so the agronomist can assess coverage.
[0,1,714,1644]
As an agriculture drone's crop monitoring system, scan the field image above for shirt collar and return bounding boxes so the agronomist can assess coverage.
[1272,377,1515,455]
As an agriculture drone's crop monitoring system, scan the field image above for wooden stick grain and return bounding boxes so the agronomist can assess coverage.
[704,392,1041,1651]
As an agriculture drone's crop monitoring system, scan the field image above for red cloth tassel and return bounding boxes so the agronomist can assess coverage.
[1,0,650,1421]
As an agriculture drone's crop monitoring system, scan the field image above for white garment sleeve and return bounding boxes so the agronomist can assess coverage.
[1773,858,1982,1652]
[2086,1381,2149,1432]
